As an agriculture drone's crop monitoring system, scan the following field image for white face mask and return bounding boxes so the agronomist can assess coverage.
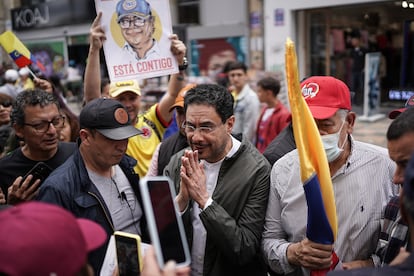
[321,120,347,162]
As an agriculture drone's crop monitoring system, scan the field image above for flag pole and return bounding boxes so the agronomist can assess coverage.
[25,66,38,80]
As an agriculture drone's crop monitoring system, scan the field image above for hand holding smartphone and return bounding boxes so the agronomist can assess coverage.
[139,176,191,269]
[114,231,142,276]
[21,162,52,187]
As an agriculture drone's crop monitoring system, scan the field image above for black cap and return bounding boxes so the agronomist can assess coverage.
[80,98,141,140]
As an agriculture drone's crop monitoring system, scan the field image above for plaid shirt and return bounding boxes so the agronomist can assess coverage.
[374,196,409,266]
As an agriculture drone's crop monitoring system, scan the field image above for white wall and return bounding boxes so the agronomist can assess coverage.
[187,0,248,41]
[200,0,247,26]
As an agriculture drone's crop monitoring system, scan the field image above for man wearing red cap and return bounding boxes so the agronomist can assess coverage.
[262,76,398,275]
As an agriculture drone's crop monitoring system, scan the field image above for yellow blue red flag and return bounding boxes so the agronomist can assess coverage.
[0,31,45,72]
[285,38,339,275]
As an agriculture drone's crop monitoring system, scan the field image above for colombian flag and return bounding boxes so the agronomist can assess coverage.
[0,31,45,72]
[285,38,339,275]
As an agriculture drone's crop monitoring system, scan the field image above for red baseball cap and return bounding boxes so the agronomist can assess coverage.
[388,95,414,119]
[0,202,107,276]
[301,76,351,119]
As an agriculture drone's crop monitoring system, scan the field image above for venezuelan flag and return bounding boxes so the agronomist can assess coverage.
[0,31,45,72]
[285,38,339,275]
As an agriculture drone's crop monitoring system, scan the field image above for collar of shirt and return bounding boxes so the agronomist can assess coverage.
[123,39,160,60]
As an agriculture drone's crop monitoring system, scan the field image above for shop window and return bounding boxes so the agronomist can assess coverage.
[308,12,328,76]
[177,0,199,24]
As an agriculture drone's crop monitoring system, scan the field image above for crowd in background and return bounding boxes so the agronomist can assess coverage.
[1,4,414,276]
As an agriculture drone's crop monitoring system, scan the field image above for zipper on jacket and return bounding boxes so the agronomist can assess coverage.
[88,191,115,232]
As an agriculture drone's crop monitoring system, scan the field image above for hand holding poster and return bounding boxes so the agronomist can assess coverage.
[95,0,179,82]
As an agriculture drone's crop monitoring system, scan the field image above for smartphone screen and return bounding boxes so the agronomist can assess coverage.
[142,177,190,267]
[22,162,52,187]
[115,233,141,276]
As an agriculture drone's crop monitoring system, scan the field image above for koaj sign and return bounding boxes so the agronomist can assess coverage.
[12,4,50,30]
[11,0,95,31]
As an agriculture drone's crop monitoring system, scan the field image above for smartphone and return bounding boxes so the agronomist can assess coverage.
[21,162,52,187]
[139,176,191,269]
[114,231,142,276]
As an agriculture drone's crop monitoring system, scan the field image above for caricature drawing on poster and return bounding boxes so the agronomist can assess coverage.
[95,0,178,82]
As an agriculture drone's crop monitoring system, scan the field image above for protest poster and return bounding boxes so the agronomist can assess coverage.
[95,0,178,82]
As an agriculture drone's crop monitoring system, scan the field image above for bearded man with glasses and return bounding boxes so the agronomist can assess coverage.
[116,0,160,61]
[0,89,76,204]
[164,84,271,276]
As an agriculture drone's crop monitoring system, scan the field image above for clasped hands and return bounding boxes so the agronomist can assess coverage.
[176,150,209,212]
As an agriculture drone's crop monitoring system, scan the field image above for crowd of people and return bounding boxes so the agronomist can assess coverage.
[0,0,414,275]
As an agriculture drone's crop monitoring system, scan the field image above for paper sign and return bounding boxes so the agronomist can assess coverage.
[95,0,178,82]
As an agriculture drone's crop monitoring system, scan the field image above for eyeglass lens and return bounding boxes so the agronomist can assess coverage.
[119,17,146,28]
[26,116,65,133]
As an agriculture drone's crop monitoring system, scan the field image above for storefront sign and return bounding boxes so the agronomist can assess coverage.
[274,8,284,26]
[11,0,95,31]
[12,4,50,29]
[389,89,414,101]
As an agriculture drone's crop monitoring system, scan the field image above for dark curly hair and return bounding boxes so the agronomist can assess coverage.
[11,88,60,127]
[387,108,414,141]
[184,84,234,123]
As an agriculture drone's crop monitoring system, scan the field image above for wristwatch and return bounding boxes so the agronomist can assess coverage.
[178,57,188,71]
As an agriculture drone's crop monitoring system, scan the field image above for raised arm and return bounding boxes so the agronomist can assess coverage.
[157,34,187,123]
[84,12,106,103]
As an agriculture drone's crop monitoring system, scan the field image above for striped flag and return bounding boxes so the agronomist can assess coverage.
[0,31,45,72]
[285,38,339,275]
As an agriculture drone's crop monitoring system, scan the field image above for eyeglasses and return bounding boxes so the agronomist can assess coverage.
[24,115,65,133]
[0,101,12,108]
[181,122,221,135]
[118,16,149,29]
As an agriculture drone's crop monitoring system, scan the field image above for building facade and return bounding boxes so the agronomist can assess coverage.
[1,0,413,102]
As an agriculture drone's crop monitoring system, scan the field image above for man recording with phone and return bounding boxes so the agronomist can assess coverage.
[37,98,149,274]
[0,89,76,205]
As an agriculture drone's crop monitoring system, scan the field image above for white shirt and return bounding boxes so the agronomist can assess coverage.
[190,136,241,276]
[262,137,398,275]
